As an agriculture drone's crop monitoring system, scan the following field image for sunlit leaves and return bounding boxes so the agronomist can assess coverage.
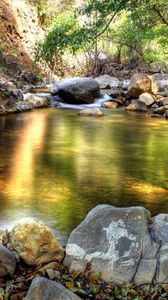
[35,0,168,65]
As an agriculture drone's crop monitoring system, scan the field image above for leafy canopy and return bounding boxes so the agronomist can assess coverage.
[35,0,168,64]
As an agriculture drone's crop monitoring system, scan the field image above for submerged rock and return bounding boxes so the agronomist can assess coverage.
[10,220,64,266]
[25,277,81,300]
[51,77,100,104]
[101,101,118,109]
[64,205,161,285]
[78,108,104,117]
[0,245,16,277]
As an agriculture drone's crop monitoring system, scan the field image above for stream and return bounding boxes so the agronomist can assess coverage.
[0,108,168,241]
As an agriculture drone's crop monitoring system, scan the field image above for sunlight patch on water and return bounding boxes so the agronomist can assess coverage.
[4,112,47,200]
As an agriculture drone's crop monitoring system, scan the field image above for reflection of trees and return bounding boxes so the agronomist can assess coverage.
[1,110,168,237]
[34,110,168,235]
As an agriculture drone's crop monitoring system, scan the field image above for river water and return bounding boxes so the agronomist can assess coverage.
[0,108,168,240]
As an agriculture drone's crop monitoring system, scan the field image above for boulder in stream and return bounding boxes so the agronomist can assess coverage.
[51,77,100,104]
[78,108,104,117]
[128,73,154,97]
[23,93,49,108]
[101,101,118,109]
[139,93,156,107]
[126,99,148,112]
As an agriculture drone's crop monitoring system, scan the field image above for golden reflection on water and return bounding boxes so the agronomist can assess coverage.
[125,177,168,199]
[4,111,47,199]
[0,109,168,235]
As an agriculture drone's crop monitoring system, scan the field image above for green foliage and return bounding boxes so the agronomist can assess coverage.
[35,12,78,63]
[107,1,168,62]
[36,0,168,65]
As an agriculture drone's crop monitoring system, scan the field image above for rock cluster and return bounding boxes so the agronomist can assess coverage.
[95,72,168,118]
[0,78,51,114]
[1,206,168,298]
[1,71,168,118]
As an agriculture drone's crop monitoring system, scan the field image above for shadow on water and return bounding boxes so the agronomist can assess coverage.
[0,108,168,239]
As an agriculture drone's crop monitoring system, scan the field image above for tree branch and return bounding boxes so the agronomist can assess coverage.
[95,0,128,39]
[152,5,168,26]
[101,36,143,56]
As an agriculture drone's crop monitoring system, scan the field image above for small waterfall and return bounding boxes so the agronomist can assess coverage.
[94,93,112,104]
[51,93,112,110]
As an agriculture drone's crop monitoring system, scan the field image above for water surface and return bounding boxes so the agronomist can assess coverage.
[0,108,168,240]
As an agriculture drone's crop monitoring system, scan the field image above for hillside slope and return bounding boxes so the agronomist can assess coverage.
[0,0,44,77]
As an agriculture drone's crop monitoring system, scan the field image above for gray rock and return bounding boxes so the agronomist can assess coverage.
[64,205,168,285]
[155,249,168,283]
[164,110,168,119]
[0,245,16,277]
[151,74,168,92]
[153,214,168,244]
[46,269,56,280]
[122,80,130,90]
[150,62,168,74]
[126,100,148,112]
[139,93,155,107]
[134,259,157,285]
[78,108,104,117]
[23,93,49,108]
[25,277,81,300]
[158,97,168,107]
[12,89,23,101]
[153,105,168,114]
[157,91,168,97]
[15,102,33,112]
[0,229,8,245]
[64,205,155,284]
[51,77,100,104]
[95,75,120,89]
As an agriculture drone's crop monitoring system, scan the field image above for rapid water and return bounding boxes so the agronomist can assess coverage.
[0,108,168,240]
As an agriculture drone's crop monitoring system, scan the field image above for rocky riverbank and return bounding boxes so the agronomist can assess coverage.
[1,71,168,118]
[1,205,168,299]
